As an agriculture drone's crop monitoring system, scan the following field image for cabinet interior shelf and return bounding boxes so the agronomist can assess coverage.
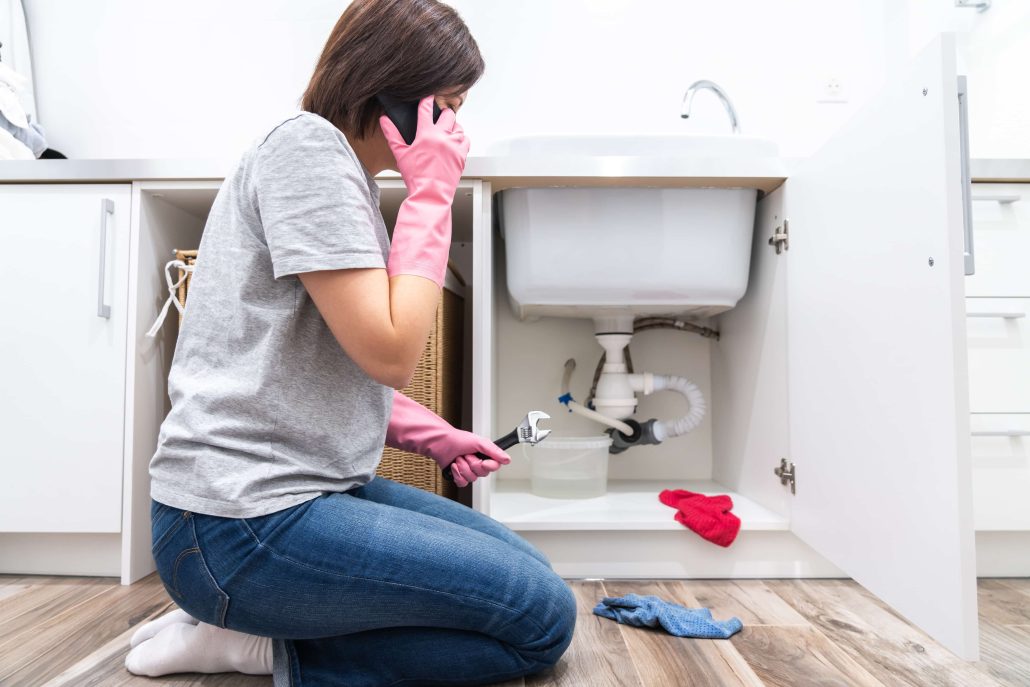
[490,479,789,532]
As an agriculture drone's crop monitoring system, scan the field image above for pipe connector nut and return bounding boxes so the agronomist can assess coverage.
[606,418,663,454]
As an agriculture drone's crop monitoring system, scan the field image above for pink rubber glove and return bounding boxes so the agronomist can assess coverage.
[380,95,470,288]
[385,390,510,487]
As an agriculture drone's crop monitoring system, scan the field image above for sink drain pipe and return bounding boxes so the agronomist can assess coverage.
[559,359,635,436]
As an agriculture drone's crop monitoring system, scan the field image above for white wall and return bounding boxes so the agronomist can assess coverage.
[888,0,1030,159]
[23,0,892,160]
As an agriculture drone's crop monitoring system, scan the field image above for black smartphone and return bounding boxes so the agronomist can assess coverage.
[376,93,443,146]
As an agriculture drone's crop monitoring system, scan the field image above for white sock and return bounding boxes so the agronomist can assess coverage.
[124,621,273,676]
[130,608,199,648]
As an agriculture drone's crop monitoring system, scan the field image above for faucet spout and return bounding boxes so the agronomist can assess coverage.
[680,80,741,134]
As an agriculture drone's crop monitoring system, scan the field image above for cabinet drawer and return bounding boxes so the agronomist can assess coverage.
[970,414,1030,530]
[966,298,1030,413]
[965,183,1030,297]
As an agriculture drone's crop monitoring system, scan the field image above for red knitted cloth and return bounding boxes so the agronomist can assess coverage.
[658,489,741,547]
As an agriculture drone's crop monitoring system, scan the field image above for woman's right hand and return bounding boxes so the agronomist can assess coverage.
[380,95,469,289]
[447,453,507,488]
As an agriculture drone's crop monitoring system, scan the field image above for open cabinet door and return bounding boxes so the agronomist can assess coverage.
[786,32,978,659]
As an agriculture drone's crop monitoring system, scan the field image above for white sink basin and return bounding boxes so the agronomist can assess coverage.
[494,134,774,321]
[500,185,758,321]
[486,133,778,159]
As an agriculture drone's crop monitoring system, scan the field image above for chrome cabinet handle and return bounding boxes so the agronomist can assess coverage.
[97,198,114,319]
[966,311,1025,319]
[958,76,974,276]
[972,430,1030,437]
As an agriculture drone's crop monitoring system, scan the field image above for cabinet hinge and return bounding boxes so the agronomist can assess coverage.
[774,458,796,494]
[768,218,790,254]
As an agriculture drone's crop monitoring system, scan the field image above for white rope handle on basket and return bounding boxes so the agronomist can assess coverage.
[145,259,194,338]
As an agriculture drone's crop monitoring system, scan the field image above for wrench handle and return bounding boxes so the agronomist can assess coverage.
[442,428,520,483]
[494,428,520,451]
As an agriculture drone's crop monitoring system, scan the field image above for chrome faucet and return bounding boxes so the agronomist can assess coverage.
[680,80,741,134]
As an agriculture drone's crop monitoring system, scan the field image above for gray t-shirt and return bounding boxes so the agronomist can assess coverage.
[149,112,394,519]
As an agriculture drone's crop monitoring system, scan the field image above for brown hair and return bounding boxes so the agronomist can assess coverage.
[302,0,485,139]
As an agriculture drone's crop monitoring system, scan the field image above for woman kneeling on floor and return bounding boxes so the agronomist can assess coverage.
[127,1,576,684]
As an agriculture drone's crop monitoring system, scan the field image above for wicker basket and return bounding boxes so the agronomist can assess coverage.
[173,249,465,501]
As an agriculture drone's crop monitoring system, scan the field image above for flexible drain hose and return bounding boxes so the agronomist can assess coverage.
[630,373,707,442]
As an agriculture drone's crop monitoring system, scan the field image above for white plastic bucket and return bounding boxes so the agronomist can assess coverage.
[523,435,612,499]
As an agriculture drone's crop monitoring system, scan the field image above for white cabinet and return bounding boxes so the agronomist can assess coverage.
[0,185,131,533]
[481,33,978,660]
[965,183,1030,573]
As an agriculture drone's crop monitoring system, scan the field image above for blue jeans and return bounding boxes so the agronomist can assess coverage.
[150,476,576,686]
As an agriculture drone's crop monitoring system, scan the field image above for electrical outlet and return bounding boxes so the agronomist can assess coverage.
[817,75,848,103]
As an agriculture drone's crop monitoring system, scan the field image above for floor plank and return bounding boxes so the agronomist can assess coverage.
[43,599,178,687]
[687,580,810,627]
[600,580,763,687]
[2,574,77,583]
[0,575,170,685]
[0,579,112,644]
[978,579,1030,625]
[4,574,1030,686]
[525,581,641,687]
[994,578,1030,598]
[978,622,1030,687]
[0,581,33,602]
[767,579,1000,687]
[731,625,885,687]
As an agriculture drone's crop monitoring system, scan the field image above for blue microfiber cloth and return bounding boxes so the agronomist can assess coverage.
[592,593,743,639]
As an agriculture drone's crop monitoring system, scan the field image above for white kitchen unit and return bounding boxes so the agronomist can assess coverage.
[965,182,1030,575]
[0,185,131,574]
[0,32,987,661]
[0,176,483,581]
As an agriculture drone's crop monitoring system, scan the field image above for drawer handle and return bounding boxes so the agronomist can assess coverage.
[971,195,1020,204]
[97,198,115,319]
[966,311,1025,319]
[972,430,1030,437]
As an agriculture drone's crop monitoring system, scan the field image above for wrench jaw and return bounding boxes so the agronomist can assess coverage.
[517,411,552,446]
[531,428,553,444]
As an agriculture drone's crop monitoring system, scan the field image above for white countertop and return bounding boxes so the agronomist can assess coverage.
[968,159,1030,182]
[0,157,1025,187]
[0,155,791,192]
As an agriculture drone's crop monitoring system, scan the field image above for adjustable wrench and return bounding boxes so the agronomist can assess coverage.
[442,411,552,483]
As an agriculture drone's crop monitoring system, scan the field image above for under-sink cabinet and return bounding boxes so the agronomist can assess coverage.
[490,34,979,659]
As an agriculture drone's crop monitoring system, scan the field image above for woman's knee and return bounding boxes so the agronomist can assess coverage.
[511,534,553,570]
[517,570,577,670]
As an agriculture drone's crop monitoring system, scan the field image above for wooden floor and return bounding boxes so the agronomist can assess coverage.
[1,573,1028,686]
